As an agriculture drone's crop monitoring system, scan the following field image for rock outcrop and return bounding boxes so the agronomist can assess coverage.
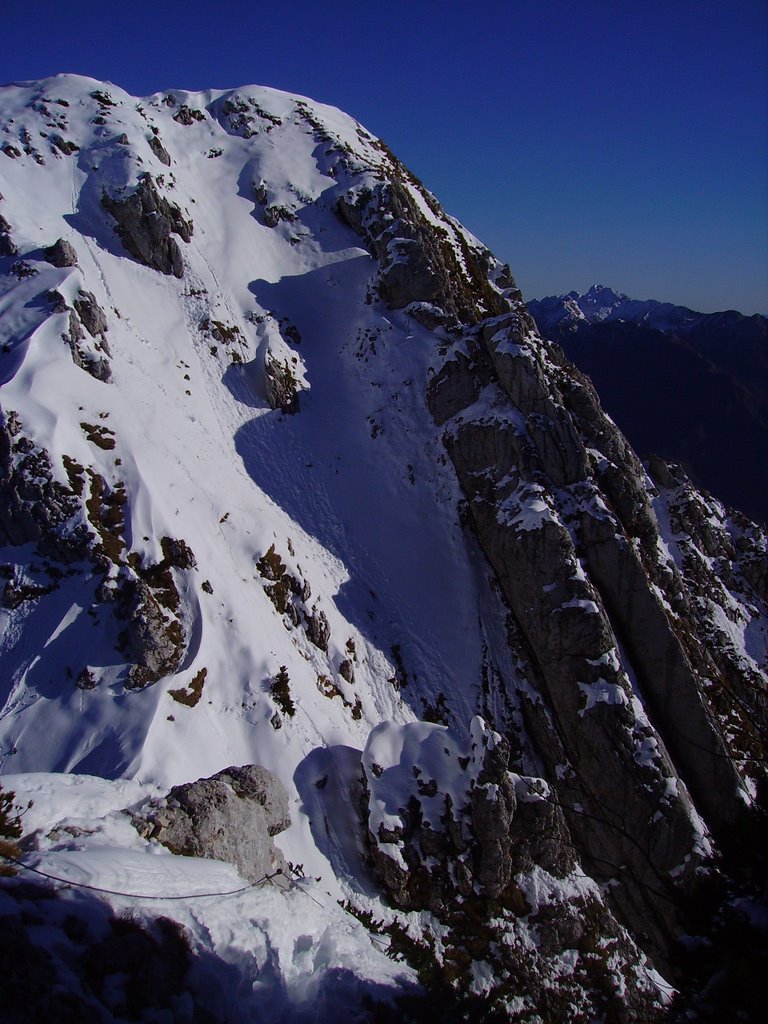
[264,353,300,413]
[359,718,666,1021]
[0,409,87,560]
[102,173,193,278]
[362,718,574,912]
[43,237,78,267]
[424,303,765,965]
[337,174,514,324]
[48,287,111,381]
[134,764,290,882]
[0,212,18,256]
[118,580,186,689]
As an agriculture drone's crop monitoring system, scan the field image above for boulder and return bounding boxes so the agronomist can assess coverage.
[44,238,78,267]
[135,765,290,882]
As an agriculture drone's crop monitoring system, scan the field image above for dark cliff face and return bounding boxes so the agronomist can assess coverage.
[340,177,768,977]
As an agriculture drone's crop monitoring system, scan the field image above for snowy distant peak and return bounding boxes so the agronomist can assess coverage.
[580,283,629,309]
[530,282,768,344]
[527,284,702,334]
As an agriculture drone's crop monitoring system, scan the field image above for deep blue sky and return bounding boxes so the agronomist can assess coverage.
[4,0,767,313]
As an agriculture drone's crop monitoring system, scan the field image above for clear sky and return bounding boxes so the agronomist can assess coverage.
[4,0,767,313]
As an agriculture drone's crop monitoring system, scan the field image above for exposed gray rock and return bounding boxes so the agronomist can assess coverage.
[305,606,330,651]
[134,764,290,882]
[48,135,79,156]
[73,290,108,337]
[119,580,186,689]
[339,658,355,683]
[404,301,460,333]
[102,173,192,278]
[160,535,197,570]
[173,105,205,126]
[263,204,295,228]
[43,237,79,267]
[51,289,111,381]
[148,134,171,166]
[337,177,510,324]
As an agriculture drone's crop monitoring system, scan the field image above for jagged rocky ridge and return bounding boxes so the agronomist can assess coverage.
[0,76,766,1021]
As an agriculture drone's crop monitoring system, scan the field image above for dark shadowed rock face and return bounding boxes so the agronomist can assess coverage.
[0,410,87,560]
[0,212,18,255]
[424,307,767,965]
[264,354,300,413]
[102,173,193,278]
[345,174,768,973]
[134,764,290,882]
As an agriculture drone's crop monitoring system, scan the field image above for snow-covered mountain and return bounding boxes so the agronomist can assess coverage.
[527,283,767,335]
[1,76,766,1021]
[527,286,768,526]
[527,284,702,334]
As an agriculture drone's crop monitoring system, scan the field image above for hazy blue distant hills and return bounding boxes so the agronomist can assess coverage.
[528,286,768,524]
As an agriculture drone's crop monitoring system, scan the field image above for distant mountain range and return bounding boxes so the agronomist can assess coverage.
[527,285,768,524]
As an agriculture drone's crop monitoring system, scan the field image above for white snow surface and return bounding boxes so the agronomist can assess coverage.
[0,74,510,788]
[0,770,414,1018]
[0,74,525,1009]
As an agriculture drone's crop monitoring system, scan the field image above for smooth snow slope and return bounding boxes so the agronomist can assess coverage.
[0,74,522,887]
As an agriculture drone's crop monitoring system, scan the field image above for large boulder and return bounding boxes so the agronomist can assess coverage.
[134,764,290,882]
[44,238,79,267]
